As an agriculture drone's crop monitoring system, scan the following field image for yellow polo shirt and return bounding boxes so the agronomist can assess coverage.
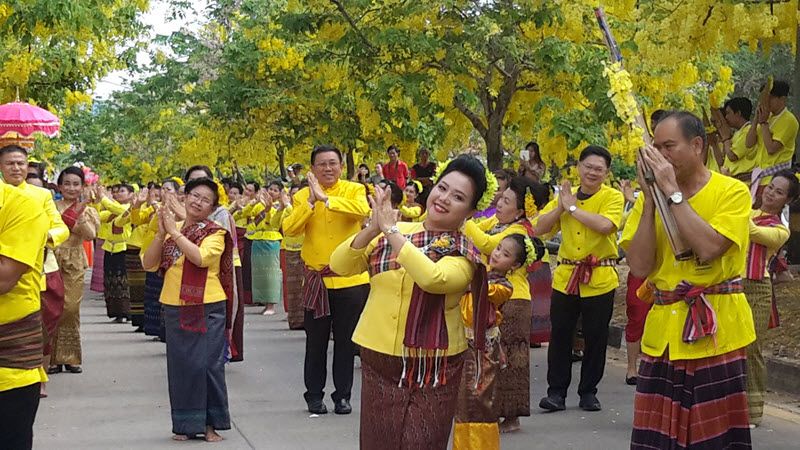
[537,184,623,296]
[757,108,799,185]
[619,172,755,360]
[464,216,531,301]
[725,123,757,177]
[0,183,50,392]
[143,229,227,306]
[283,180,370,289]
[331,221,475,356]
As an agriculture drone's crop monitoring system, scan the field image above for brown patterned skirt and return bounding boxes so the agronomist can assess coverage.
[126,249,145,327]
[360,348,465,450]
[743,278,772,425]
[283,250,305,330]
[103,250,130,319]
[496,299,531,418]
[53,247,87,365]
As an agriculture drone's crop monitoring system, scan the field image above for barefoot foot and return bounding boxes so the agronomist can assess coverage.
[205,427,223,442]
[499,417,521,433]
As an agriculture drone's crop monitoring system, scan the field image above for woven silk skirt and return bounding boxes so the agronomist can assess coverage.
[453,338,501,450]
[631,348,751,449]
[90,240,105,293]
[250,239,282,305]
[103,251,130,319]
[164,302,231,436]
[283,250,305,329]
[360,348,465,450]
[126,249,146,327]
[143,272,165,337]
[743,278,772,426]
[529,262,552,344]
[496,299,531,418]
[52,247,88,365]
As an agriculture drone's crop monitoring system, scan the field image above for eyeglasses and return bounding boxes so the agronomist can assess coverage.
[187,192,214,206]
[314,161,340,169]
[580,162,608,174]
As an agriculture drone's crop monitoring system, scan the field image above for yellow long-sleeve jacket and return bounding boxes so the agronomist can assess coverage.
[15,181,69,280]
[282,180,370,289]
[97,196,131,254]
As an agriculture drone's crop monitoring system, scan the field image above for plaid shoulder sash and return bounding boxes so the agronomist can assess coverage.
[368,229,481,388]
[746,214,783,280]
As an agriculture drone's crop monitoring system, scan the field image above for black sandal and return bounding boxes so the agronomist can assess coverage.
[625,376,638,385]
[64,365,83,374]
[47,365,63,374]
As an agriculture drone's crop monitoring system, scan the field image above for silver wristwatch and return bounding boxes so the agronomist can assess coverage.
[668,191,684,205]
[384,225,400,235]
[568,205,577,214]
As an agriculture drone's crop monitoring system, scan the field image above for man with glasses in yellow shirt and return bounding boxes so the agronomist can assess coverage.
[0,177,50,450]
[534,146,623,413]
[282,145,370,416]
[623,111,754,449]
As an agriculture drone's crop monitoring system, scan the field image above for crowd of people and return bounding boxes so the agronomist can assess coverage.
[0,79,797,450]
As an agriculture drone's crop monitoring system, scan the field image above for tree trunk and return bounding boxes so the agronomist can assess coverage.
[278,146,286,180]
[346,148,355,179]
[484,110,506,171]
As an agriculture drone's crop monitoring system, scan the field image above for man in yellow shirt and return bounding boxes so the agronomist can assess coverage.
[282,145,370,416]
[720,97,757,181]
[534,145,623,413]
[749,80,799,196]
[0,181,50,450]
[622,111,754,449]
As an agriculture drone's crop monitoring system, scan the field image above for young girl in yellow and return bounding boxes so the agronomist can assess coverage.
[454,234,536,450]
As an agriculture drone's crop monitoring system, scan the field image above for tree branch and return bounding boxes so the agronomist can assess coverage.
[454,95,488,137]
[330,0,377,54]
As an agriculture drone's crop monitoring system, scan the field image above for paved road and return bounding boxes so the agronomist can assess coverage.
[35,288,800,449]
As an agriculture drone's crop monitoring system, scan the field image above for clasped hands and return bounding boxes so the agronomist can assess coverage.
[306,172,328,204]
[366,185,399,235]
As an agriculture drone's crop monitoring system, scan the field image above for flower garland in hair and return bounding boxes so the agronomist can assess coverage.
[433,158,498,211]
[523,236,538,268]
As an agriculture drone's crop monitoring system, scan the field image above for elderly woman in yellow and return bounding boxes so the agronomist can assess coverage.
[330,155,492,450]
[744,170,797,427]
[142,178,234,443]
[462,176,535,433]
[454,234,537,450]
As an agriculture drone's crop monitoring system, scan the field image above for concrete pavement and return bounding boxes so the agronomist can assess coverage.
[34,288,800,449]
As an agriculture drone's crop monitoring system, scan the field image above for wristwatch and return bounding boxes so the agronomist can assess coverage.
[384,225,401,236]
[668,191,684,205]
[568,205,577,214]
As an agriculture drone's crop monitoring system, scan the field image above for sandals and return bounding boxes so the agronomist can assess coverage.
[64,365,83,374]
[625,376,638,385]
[47,365,63,374]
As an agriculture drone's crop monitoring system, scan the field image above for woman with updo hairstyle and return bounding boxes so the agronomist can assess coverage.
[331,154,492,448]
[142,177,235,443]
[463,175,541,433]
[50,166,101,374]
[743,170,799,427]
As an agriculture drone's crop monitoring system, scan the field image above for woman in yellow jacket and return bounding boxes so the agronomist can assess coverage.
[330,155,493,449]
[462,176,536,433]
[744,170,797,426]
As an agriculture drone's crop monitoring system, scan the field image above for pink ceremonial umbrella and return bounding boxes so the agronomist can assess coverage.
[0,101,61,138]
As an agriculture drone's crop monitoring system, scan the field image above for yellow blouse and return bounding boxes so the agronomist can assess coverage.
[283,180,370,290]
[244,202,285,241]
[619,172,755,360]
[460,280,513,329]
[97,197,131,253]
[143,229,227,306]
[330,221,475,357]
[0,183,50,392]
[463,216,531,301]
[749,209,790,279]
[537,184,623,296]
